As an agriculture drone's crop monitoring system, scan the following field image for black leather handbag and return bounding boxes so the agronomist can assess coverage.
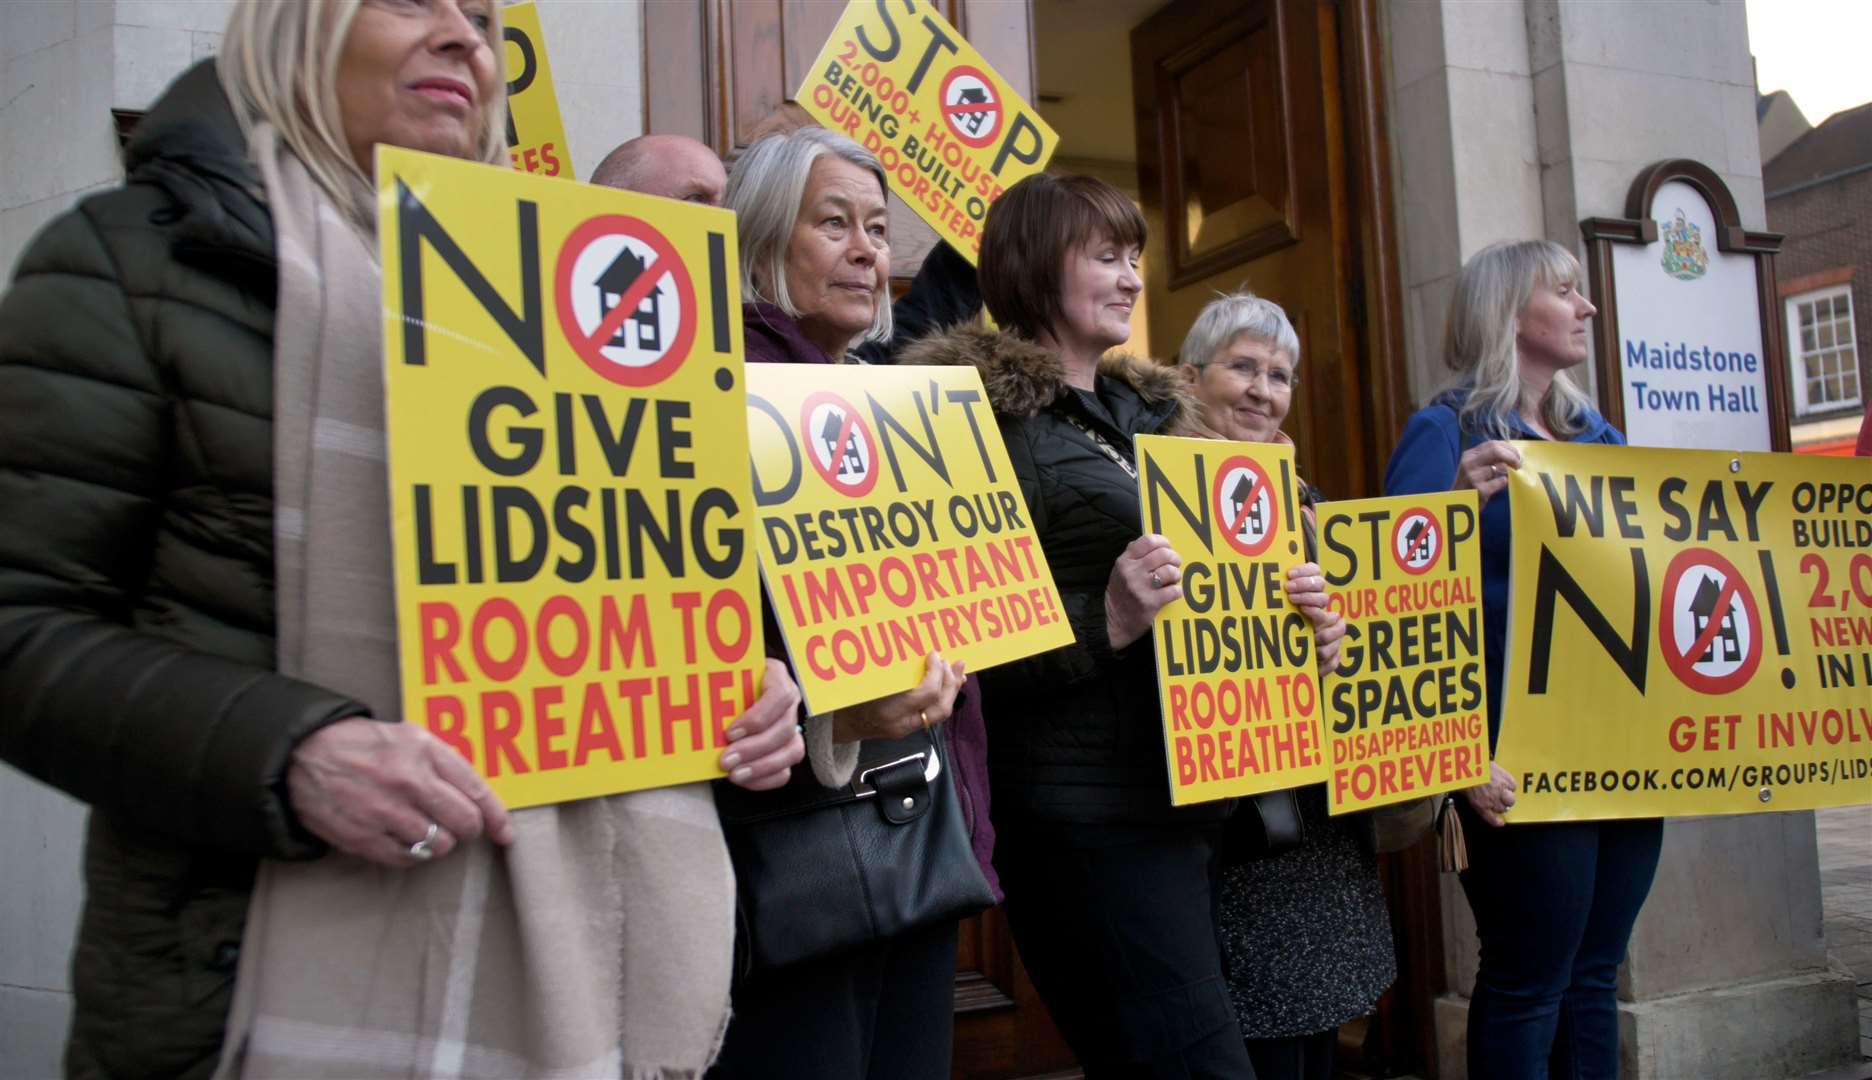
[713,727,995,981]
[1218,788,1306,865]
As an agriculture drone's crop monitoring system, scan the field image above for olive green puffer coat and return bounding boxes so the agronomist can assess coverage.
[0,61,367,1079]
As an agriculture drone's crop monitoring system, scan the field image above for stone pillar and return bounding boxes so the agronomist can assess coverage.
[1390,2,1863,1076]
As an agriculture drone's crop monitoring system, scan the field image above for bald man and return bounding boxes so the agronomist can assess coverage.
[590,134,727,206]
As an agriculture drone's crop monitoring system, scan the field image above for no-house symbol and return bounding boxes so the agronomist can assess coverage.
[1390,508,1441,576]
[554,214,697,387]
[1658,548,1763,694]
[800,391,879,498]
[1212,456,1279,558]
[940,67,1002,149]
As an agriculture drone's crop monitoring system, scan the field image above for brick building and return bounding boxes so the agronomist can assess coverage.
[1764,102,1872,453]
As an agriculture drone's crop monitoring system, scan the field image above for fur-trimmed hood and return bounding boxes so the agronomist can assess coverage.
[897,323,1215,438]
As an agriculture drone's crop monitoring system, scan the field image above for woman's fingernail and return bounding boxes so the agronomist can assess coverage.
[732,766,753,782]
[722,751,742,769]
[726,727,745,741]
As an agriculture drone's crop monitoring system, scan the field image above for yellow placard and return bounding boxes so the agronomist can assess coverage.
[501,2,572,177]
[746,364,1073,714]
[1318,492,1490,814]
[794,0,1059,262]
[1136,435,1329,806]
[1500,443,1872,820]
[379,146,762,809]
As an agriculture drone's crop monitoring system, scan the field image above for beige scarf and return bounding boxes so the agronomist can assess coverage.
[217,125,733,1079]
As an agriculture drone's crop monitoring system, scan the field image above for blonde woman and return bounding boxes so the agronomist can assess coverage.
[0,2,798,1075]
[1383,240,1660,1079]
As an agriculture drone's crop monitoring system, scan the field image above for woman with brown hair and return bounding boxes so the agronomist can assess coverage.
[902,175,1338,1078]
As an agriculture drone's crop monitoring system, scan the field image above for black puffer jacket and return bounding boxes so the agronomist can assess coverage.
[899,326,1228,826]
[0,62,366,1079]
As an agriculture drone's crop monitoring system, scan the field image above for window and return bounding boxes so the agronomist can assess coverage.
[1786,285,1860,415]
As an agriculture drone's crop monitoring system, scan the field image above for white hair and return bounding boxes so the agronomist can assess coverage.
[218,0,508,231]
[723,127,893,349]
[1444,239,1595,438]
[1179,291,1301,369]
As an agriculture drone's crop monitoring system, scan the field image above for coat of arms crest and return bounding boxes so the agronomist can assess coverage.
[1659,208,1708,281]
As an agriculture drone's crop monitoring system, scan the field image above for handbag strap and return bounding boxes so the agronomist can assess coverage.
[714,726,943,824]
[1060,410,1139,480]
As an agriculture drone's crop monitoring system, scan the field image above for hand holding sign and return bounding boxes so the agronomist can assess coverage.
[1464,760,1519,827]
[720,659,807,790]
[1106,534,1184,650]
[1284,563,1347,677]
[833,651,966,743]
[1454,439,1523,507]
[288,716,516,867]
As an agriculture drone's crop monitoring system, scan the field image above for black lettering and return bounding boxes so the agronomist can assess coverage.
[868,387,949,492]
[395,181,543,372]
[1142,453,1211,550]
[748,394,801,506]
[467,386,541,476]
[1526,545,1649,694]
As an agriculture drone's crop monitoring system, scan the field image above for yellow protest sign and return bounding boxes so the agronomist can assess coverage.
[501,2,572,177]
[1318,493,1490,813]
[378,146,762,809]
[1135,435,1329,806]
[746,364,1073,714]
[795,0,1059,262]
[1500,443,1872,820]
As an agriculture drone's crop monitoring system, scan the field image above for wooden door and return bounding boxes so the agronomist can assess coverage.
[1132,1,1436,1074]
[644,6,1083,1077]
[1131,0,1404,501]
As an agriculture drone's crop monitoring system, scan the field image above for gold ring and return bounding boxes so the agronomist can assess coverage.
[919,708,930,731]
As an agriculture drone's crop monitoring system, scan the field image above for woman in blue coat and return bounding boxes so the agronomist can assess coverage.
[1383,240,1662,1079]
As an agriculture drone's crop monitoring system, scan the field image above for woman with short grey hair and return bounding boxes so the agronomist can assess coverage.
[1179,293,1394,1079]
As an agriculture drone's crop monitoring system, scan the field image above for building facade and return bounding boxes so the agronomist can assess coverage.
[1,1,1861,1077]
[1764,103,1872,455]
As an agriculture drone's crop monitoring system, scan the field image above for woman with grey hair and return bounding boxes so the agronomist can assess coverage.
[1384,240,1659,1078]
[709,126,978,1080]
[0,1,801,1075]
[1180,292,1395,1080]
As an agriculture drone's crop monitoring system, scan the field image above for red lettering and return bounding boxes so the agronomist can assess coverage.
[424,695,472,761]
[573,681,624,766]
[659,674,704,754]
[480,690,529,777]
[1169,684,1190,730]
[1195,733,1220,782]
[704,589,752,663]
[471,599,527,682]
[419,602,467,684]
[532,685,568,771]
[536,595,589,677]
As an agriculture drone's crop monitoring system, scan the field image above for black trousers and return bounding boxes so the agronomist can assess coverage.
[996,821,1257,1079]
[709,920,959,1080]
[1244,1030,1336,1080]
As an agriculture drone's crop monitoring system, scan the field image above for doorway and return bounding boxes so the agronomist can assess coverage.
[1032,1,1432,1076]
[640,0,1427,1075]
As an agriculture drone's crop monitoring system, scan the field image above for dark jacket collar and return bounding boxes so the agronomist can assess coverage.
[128,60,274,282]
[743,301,839,365]
[896,323,1212,442]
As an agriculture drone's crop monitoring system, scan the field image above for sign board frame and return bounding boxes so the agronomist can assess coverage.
[1579,158,1792,452]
